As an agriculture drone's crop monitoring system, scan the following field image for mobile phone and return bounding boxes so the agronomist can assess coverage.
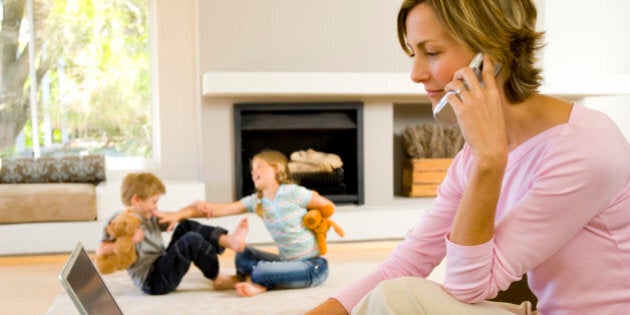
[432,53,500,126]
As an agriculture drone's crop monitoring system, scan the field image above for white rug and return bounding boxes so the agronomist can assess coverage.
[47,262,382,315]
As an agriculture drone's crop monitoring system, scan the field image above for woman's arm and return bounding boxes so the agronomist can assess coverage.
[449,156,505,245]
[446,56,508,246]
[305,298,347,315]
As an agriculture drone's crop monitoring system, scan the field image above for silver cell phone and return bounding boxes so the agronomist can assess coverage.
[433,53,500,126]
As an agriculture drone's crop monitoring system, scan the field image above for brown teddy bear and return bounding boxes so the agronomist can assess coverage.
[303,204,345,255]
[95,209,142,274]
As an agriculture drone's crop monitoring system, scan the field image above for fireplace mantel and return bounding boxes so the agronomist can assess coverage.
[202,71,630,100]
[202,72,421,99]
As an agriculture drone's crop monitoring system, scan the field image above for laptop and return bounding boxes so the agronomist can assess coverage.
[58,242,124,315]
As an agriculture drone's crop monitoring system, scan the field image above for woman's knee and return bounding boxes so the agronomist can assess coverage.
[354,277,442,315]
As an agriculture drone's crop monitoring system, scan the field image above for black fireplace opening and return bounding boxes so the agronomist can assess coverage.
[234,102,364,205]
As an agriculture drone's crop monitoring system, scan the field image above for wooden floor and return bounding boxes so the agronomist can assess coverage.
[0,240,399,315]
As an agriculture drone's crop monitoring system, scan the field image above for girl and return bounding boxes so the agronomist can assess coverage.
[203,150,335,297]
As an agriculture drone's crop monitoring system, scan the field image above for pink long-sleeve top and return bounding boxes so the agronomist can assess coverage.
[333,104,630,314]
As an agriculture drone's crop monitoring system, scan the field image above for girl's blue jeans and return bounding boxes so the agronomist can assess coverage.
[141,220,227,295]
[235,245,329,289]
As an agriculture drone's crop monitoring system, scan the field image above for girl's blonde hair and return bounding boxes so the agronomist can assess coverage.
[120,172,166,206]
[252,150,293,216]
[397,0,544,103]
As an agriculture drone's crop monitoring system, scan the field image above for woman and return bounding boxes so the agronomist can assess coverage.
[307,0,630,314]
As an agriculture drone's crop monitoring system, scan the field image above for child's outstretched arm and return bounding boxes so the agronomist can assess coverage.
[155,201,208,231]
[203,200,247,218]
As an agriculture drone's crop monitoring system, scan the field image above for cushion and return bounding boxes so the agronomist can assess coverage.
[0,183,97,224]
[0,155,106,184]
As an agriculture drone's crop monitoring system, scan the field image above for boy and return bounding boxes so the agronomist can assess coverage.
[96,172,248,295]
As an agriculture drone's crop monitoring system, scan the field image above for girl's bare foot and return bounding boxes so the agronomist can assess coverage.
[235,281,267,297]
[212,273,240,290]
[220,217,249,252]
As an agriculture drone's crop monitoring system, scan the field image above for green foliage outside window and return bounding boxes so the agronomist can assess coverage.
[0,0,151,158]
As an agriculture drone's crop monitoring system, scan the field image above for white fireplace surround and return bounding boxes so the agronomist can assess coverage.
[201,71,630,243]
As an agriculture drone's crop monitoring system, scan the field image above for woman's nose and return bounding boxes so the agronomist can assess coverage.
[410,58,429,83]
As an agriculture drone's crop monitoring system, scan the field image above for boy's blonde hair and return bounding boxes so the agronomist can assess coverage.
[252,150,293,216]
[120,172,166,206]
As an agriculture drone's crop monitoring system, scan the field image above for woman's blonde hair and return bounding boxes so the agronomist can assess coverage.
[251,150,293,216]
[120,172,166,206]
[397,0,544,103]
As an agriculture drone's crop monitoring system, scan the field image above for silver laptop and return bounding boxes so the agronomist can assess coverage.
[58,242,124,315]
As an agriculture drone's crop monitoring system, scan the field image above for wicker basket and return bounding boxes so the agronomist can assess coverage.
[402,158,452,197]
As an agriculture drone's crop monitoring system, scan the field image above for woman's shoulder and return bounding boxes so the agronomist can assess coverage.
[571,103,621,131]
[563,104,628,153]
[538,104,629,181]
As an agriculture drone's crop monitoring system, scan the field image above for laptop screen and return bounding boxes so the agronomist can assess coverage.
[58,242,123,315]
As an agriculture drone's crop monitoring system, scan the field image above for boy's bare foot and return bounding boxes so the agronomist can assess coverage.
[212,273,240,290]
[220,217,249,252]
[235,281,267,297]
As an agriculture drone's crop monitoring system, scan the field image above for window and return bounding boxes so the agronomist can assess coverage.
[0,0,151,163]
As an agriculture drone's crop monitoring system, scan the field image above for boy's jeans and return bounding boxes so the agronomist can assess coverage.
[235,245,329,289]
[142,220,227,295]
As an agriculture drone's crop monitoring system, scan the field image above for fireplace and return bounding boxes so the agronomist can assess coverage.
[233,102,364,204]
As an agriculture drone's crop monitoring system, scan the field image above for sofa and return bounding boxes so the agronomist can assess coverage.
[0,155,105,224]
[0,155,107,255]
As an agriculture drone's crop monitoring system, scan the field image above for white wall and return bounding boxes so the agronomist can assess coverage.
[541,0,630,76]
[152,0,201,180]
[197,0,410,73]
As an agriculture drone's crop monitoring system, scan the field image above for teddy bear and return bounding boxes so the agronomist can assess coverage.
[94,209,142,274]
[303,204,345,255]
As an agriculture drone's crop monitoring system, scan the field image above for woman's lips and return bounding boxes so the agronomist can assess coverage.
[425,89,445,104]
[425,89,444,98]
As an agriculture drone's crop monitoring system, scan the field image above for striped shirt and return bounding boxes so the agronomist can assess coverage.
[241,184,320,260]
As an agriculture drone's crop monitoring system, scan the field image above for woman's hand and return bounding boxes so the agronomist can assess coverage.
[305,298,348,315]
[445,55,508,246]
[445,55,508,162]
